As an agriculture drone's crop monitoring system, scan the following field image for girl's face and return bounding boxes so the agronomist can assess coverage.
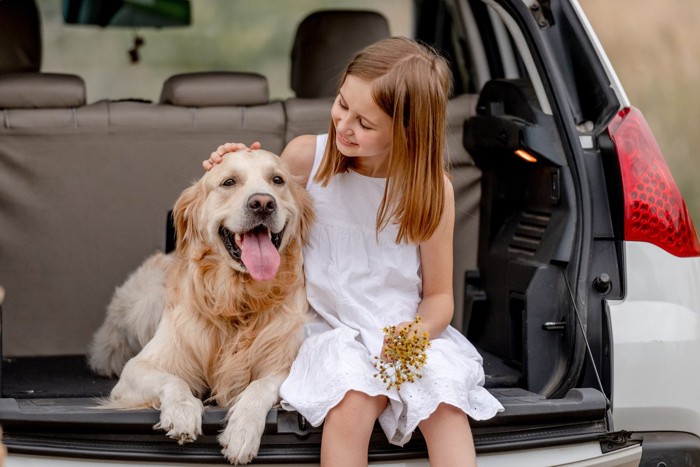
[331,75,393,176]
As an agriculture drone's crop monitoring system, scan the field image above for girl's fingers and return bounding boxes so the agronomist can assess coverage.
[203,150,223,171]
[216,144,234,156]
[380,336,392,362]
[229,142,249,152]
[204,142,262,171]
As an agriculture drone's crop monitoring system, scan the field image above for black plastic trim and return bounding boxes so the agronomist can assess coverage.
[0,388,610,462]
[636,431,700,467]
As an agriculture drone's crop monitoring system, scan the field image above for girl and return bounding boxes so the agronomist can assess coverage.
[205,37,503,467]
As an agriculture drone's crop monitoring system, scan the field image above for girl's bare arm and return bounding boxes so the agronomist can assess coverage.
[415,176,456,338]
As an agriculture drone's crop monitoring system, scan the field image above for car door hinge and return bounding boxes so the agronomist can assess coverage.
[276,410,318,437]
[599,430,642,454]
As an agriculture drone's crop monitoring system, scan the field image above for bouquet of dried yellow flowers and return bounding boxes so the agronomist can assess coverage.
[373,316,431,391]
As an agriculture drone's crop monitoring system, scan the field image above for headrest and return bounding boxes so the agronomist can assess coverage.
[0,0,42,73]
[160,72,269,107]
[291,10,390,99]
[0,73,86,109]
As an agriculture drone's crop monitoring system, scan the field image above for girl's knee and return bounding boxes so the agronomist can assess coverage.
[420,403,470,434]
[321,392,388,467]
[326,390,387,426]
[434,402,467,418]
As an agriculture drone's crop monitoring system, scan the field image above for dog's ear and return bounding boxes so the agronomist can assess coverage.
[173,180,206,253]
[291,181,315,245]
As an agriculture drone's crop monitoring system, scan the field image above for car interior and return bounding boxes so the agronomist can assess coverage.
[0,0,610,455]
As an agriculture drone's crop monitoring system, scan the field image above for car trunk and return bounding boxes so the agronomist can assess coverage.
[0,354,611,462]
[0,105,614,462]
[0,0,627,462]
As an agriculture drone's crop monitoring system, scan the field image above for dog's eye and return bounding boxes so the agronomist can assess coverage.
[222,178,236,187]
[272,176,285,185]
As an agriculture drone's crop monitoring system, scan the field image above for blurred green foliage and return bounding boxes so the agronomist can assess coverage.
[38,0,411,101]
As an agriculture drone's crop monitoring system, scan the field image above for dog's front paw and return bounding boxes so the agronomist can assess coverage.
[154,397,204,444]
[218,409,265,465]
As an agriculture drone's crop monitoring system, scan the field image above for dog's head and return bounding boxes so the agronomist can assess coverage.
[173,149,313,281]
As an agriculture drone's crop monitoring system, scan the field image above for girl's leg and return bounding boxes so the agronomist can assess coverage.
[320,390,388,467]
[418,403,477,467]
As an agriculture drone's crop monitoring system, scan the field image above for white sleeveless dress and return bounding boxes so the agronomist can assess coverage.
[279,134,503,446]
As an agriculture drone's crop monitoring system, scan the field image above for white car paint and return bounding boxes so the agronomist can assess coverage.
[609,241,700,435]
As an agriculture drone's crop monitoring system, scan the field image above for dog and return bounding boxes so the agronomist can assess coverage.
[88,149,313,464]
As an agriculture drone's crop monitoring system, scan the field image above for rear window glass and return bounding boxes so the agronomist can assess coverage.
[37,0,413,102]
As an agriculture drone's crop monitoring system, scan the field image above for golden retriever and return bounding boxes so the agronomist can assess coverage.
[88,149,313,464]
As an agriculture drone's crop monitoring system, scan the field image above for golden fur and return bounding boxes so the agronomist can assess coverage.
[88,149,313,464]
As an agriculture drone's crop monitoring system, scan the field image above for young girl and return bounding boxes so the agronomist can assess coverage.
[205,36,503,467]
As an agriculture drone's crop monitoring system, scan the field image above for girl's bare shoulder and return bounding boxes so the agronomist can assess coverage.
[280,135,317,186]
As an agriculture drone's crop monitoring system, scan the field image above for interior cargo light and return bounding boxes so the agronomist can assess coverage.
[608,106,700,257]
[514,149,538,163]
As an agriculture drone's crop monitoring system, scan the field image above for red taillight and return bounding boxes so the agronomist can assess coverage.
[608,106,700,257]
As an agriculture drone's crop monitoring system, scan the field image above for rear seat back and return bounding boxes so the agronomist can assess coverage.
[290,10,391,99]
[284,97,334,144]
[0,73,86,128]
[0,0,42,74]
[0,6,482,355]
[160,71,269,107]
[285,10,391,143]
[447,94,482,333]
[0,73,86,110]
[0,72,285,356]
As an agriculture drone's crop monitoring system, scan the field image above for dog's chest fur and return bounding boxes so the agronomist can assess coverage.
[172,241,306,406]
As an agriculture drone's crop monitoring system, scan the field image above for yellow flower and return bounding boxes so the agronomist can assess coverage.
[373,316,431,391]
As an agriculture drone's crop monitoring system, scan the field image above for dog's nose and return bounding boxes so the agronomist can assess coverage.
[247,193,277,215]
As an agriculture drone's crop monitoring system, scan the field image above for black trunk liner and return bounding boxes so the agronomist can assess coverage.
[1,351,520,399]
[2,355,116,399]
[0,356,611,461]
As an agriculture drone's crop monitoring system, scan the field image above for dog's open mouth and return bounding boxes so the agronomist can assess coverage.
[219,225,284,281]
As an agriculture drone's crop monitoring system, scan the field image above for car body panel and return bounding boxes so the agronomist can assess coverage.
[608,241,700,436]
[6,443,642,467]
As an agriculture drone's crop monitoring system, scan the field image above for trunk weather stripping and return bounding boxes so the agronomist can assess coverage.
[554,263,610,407]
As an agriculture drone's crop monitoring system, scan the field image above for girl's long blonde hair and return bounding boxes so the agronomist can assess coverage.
[314,36,452,244]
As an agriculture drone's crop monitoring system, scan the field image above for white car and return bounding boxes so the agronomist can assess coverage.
[0,0,698,465]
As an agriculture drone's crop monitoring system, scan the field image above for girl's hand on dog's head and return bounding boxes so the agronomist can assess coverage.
[203,141,262,171]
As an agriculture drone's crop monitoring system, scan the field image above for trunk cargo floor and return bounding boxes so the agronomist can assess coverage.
[1,351,521,399]
[2,355,116,399]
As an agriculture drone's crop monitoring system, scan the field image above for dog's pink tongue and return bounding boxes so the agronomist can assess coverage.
[240,230,280,281]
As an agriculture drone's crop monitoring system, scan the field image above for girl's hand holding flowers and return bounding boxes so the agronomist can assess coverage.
[374,316,431,391]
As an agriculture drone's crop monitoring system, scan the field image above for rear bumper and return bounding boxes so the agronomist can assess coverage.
[636,431,700,467]
[5,441,643,467]
[478,442,641,467]
[0,387,614,464]
[609,242,700,437]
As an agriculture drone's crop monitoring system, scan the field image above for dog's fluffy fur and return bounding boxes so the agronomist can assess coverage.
[88,149,313,464]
